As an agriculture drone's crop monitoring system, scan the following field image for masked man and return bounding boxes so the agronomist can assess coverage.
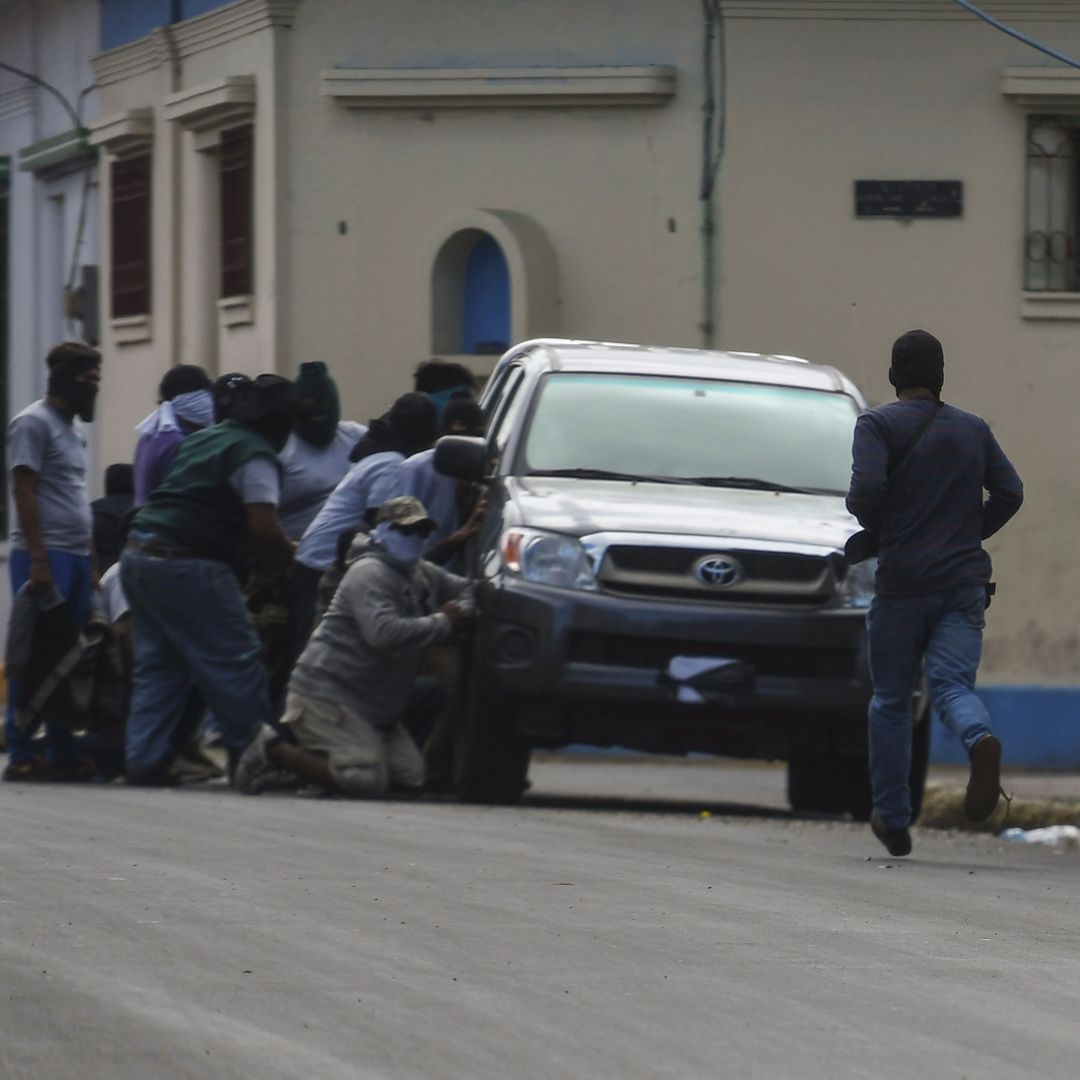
[132,364,215,506]
[278,362,368,542]
[235,497,473,798]
[121,375,296,785]
[5,342,102,781]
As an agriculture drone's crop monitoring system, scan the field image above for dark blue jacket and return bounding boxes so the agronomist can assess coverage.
[846,398,1023,594]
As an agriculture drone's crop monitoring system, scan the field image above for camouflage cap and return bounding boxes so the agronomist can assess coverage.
[374,495,435,529]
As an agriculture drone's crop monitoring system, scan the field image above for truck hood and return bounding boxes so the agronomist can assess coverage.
[507,477,859,553]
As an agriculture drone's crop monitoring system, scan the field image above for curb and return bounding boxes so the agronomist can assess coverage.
[918,782,1080,833]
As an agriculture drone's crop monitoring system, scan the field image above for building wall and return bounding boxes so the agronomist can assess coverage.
[0,0,101,650]
[718,6,1080,687]
[84,0,1080,722]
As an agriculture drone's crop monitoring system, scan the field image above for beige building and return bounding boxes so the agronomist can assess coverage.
[84,0,1080,702]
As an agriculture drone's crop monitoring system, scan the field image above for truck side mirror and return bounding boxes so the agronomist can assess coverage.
[434,435,489,481]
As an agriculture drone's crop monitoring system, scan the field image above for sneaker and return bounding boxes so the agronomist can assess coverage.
[232,725,281,795]
[870,811,912,857]
[965,734,1002,823]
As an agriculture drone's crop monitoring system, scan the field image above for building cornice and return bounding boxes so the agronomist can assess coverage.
[0,85,35,124]
[18,127,94,178]
[88,108,155,157]
[92,0,299,88]
[1002,65,1080,106]
[163,76,255,144]
[320,66,677,109]
[723,2,1080,19]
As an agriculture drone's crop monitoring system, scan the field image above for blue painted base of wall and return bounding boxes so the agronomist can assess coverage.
[561,687,1080,769]
[931,687,1080,768]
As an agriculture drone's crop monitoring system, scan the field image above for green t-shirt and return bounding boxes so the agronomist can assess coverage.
[132,420,281,562]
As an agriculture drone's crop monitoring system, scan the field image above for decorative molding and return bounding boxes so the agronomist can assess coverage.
[170,0,299,59]
[164,76,255,133]
[89,108,155,157]
[111,314,153,346]
[1001,66,1080,108]
[219,294,255,328]
[0,85,35,124]
[723,2,1080,19]
[18,128,94,177]
[92,0,298,88]
[320,66,677,109]
[1021,292,1080,320]
[92,32,164,89]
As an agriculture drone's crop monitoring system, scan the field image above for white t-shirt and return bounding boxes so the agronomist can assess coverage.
[278,422,368,540]
[229,453,282,505]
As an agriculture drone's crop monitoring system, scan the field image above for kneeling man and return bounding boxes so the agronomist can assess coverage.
[235,497,472,796]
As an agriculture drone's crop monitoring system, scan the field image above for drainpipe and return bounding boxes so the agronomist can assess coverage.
[699,0,726,349]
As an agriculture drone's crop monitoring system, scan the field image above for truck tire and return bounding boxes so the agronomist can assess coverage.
[454,650,531,805]
[787,749,872,821]
[788,693,932,823]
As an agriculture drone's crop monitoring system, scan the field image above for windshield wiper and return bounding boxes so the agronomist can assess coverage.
[686,475,830,495]
[527,468,695,485]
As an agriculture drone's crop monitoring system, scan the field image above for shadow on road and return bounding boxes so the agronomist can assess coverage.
[519,790,813,821]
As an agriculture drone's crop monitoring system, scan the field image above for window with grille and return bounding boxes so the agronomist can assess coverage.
[220,124,254,298]
[1025,115,1080,292]
[110,153,152,318]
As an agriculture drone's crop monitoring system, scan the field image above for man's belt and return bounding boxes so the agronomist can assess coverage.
[126,538,201,560]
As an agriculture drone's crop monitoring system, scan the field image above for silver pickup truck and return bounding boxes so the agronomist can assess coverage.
[435,339,929,818]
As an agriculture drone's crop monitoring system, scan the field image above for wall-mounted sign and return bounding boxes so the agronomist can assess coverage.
[855,180,962,219]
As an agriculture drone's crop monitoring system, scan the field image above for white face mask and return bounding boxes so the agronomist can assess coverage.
[373,522,427,568]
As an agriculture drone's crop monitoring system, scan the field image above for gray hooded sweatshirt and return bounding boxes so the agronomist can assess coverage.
[288,544,473,729]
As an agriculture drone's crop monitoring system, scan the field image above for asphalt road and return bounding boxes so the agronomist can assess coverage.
[1,757,1077,1080]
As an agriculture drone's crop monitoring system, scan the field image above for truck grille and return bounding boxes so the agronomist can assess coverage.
[598,545,836,604]
[569,631,856,679]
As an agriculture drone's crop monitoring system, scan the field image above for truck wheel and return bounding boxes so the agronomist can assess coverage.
[787,750,872,821]
[454,652,530,805]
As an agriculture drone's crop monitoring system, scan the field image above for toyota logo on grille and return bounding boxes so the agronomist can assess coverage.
[694,555,742,588]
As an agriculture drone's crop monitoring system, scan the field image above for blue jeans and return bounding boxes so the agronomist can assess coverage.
[121,546,272,772]
[5,549,93,766]
[867,584,994,828]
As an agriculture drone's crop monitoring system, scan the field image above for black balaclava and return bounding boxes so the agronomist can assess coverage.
[350,392,438,463]
[213,372,251,422]
[293,361,341,447]
[889,330,945,399]
[104,463,135,497]
[231,374,297,453]
[441,396,484,437]
[46,342,101,422]
[414,360,475,425]
[160,364,212,402]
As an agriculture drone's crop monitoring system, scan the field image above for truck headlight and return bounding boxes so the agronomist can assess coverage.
[502,529,598,592]
[835,558,876,609]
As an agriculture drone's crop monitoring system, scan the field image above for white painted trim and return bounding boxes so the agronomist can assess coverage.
[92,0,298,87]
[111,315,154,345]
[219,294,255,327]
[1002,67,1080,108]
[89,109,155,157]
[163,76,256,131]
[320,66,677,109]
[0,85,35,124]
[1021,292,1080,320]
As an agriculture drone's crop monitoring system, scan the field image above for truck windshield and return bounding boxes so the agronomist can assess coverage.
[518,373,859,496]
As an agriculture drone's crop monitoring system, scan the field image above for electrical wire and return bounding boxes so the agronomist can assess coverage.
[951,0,1080,70]
[0,58,82,132]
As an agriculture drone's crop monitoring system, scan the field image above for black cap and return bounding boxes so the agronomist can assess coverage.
[231,373,298,423]
[889,330,944,395]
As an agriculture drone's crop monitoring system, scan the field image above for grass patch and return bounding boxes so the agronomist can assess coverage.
[919,782,1080,833]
